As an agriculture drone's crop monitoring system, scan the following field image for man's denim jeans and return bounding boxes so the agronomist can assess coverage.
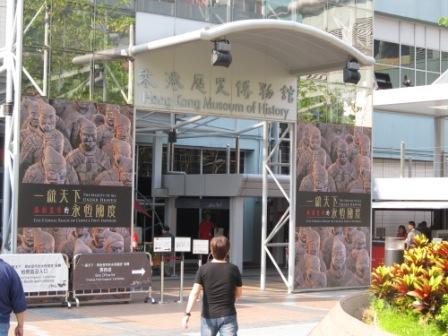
[201,314,238,336]
[0,323,9,336]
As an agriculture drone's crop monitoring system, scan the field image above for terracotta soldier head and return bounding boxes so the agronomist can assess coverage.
[306,229,320,256]
[23,96,40,129]
[34,231,55,253]
[80,120,98,152]
[105,105,120,128]
[359,134,370,157]
[38,102,57,133]
[354,249,370,280]
[22,228,35,249]
[336,140,349,165]
[90,228,105,249]
[309,126,322,151]
[331,238,347,275]
[104,232,124,253]
[42,146,67,184]
[311,162,329,191]
[112,140,132,166]
[92,113,105,127]
[117,157,133,186]
[114,114,131,142]
[304,254,323,286]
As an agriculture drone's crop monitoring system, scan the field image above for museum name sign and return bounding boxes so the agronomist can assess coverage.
[135,42,297,122]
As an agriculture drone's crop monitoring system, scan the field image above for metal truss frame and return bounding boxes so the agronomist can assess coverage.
[260,121,296,293]
[2,0,24,252]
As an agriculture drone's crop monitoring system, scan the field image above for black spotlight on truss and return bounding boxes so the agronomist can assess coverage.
[343,59,361,84]
[211,40,232,68]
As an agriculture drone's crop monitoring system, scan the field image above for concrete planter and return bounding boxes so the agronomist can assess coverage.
[309,292,391,336]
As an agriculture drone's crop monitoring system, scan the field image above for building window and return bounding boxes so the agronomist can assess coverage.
[374,40,399,66]
[427,49,440,73]
[400,45,415,69]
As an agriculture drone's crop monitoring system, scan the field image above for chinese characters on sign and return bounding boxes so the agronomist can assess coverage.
[135,43,297,122]
[19,181,131,228]
[297,192,368,227]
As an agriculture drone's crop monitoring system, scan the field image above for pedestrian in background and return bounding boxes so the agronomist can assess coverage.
[182,236,242,336]
[0,233,27,336]
[396,225,407,239]
[405,221,419,249]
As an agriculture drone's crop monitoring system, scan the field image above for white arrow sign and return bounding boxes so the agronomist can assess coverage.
[132,268,146,276]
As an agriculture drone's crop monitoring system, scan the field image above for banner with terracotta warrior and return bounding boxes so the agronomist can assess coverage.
[295,123,371,291]
[17,97,134,258]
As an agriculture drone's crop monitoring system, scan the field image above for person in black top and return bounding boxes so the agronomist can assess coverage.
[182,236,242,336]
[0,233,27,336]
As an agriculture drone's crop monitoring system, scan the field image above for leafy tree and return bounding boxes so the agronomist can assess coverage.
[23,0,134,104]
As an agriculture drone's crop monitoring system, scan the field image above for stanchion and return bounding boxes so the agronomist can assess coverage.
[178,252,185,303]
[160,253,165,304]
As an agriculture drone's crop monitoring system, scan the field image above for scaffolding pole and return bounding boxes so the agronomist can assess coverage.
[260,122,296,293]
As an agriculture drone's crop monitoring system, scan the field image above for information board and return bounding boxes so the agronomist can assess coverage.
[175,237,191,252]
[192,239,209,255]
[153,237,172,252]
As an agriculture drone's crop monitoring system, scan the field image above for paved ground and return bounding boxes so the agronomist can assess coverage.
[8,274,362,336]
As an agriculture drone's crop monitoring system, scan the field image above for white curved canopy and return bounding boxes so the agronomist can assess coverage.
[73,19,374,75]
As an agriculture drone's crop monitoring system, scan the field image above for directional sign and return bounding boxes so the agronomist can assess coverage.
[193,239,209,255]
[175,237,191,252]
[72,253,151,291]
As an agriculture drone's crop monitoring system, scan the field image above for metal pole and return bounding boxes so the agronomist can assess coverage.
[160,254,165,304]
[236,136,240,174]
[2,0,16,251]
[127,24,134,104]
[287,123,297,293]
[11,0,25,253]
[43,4,49,96]
[198,256,202,267]
[179,252,184,303]
[226,144,230,174]
[260,122,269,290]
[400,141,405,178]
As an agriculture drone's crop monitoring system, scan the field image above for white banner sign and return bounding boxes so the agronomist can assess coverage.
[153,237,172,252]
[135,41,297,122]
[175,237,191,252]
[193,239,209,255]
[1,254,68,293]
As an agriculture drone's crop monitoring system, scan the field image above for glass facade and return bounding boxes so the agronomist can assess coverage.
[374,39,445,88]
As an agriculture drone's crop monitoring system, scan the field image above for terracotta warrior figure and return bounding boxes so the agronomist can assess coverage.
[347,249,370,286]
[104,233,125,253]
[347,157,371,193]
[322,227,344,269]
[326,238,353,287]
[17,228,35,253]
[303,254,327,288]
[95,141,131,186]
[297,125,331,183]
[327,140,356,192]
[304,229,326,272]
[66,120,111,184]
[23,146,78,184]
[97,104,119,148]
[89,228,106,253]
[74,238,92,255]
[347,230,368,272]
[299,161,336,192]
[102,113,132,158]
[34,230,55,253]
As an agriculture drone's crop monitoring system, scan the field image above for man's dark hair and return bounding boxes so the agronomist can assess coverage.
[408,221,416,228]
[210,236,230,260]
[162,225,170,232]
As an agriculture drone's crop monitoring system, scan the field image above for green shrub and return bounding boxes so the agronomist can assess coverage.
[370,235,448,334]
